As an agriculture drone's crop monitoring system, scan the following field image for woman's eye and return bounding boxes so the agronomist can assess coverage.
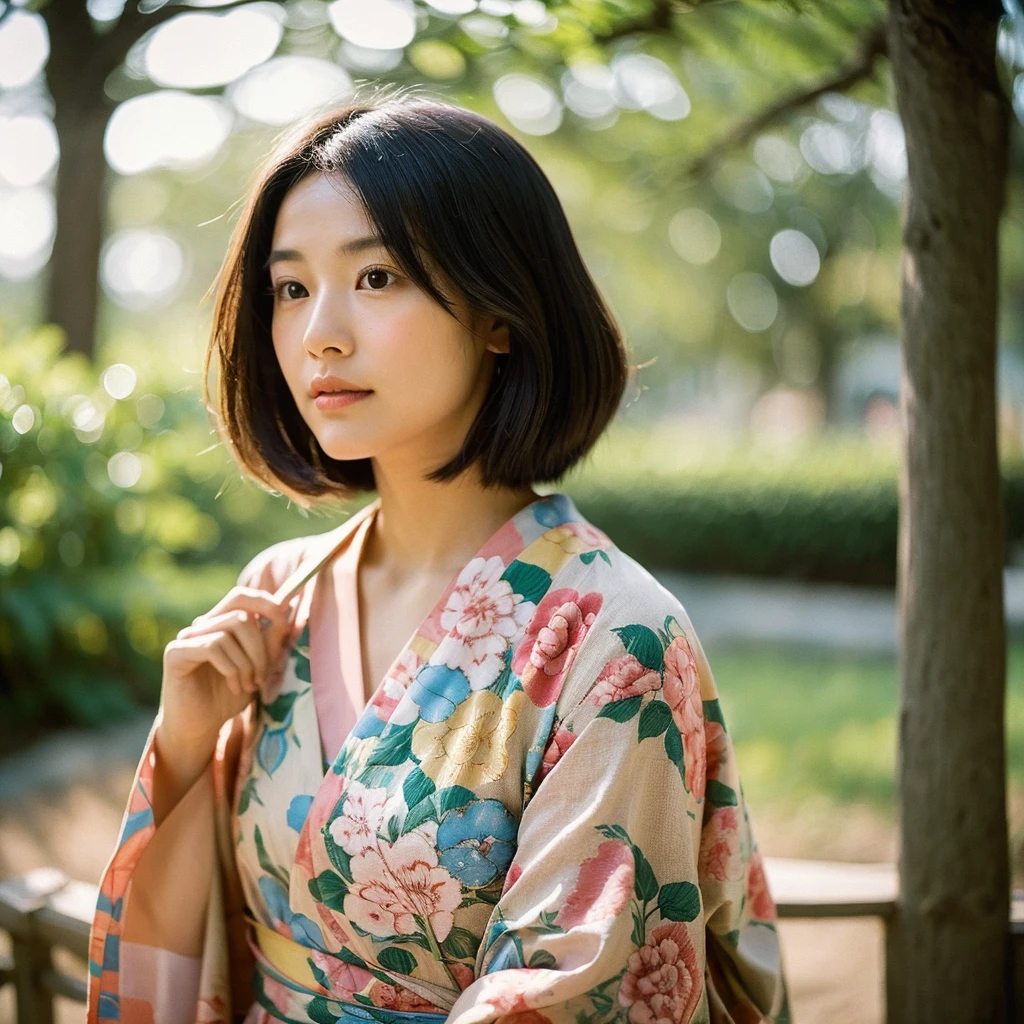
[359,268,395,291]
[271,281,306,301]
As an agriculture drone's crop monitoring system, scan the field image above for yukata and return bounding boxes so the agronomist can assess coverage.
[87,492,790,1024]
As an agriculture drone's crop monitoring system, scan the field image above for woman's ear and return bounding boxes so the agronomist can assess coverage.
[485,317,510,356]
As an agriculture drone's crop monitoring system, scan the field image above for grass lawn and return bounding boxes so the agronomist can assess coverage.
[705,640,1024,816]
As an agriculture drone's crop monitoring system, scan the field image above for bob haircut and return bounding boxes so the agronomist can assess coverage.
[203,90,630,509]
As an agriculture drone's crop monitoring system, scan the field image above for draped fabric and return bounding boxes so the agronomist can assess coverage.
[87,493,790,1024]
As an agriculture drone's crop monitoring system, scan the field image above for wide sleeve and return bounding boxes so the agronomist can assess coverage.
[444,595,790,1024]
[86,544,302,1024]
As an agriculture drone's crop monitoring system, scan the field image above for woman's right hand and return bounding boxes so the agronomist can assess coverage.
[158,586,296,756]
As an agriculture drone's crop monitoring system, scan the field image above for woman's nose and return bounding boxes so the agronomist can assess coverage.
[302,292,355,357]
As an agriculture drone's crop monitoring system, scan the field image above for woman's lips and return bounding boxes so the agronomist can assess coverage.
[314,390,372,411]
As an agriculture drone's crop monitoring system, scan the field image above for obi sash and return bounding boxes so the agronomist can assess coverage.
[247,915,452,1024]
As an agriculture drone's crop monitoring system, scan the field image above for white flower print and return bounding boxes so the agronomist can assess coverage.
[328,781,399,856]
[433,555,535,689]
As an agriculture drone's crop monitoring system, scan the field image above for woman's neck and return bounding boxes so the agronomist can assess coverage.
[363,465,540,584]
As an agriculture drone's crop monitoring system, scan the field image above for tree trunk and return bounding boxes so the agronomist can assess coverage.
[44,0,111,360]
[888,1,1011,1018]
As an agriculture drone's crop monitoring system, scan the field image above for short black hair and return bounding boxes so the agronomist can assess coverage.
[203,89,630,507]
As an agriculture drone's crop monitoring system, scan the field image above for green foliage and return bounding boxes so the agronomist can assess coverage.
[0,323,358,753]
[563,424,1024,585]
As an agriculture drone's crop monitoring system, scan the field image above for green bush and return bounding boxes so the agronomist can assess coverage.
[563,426,1024,585]
[0,324,353,753]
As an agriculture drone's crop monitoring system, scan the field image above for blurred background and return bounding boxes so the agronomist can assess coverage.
[2,0,1024,1020]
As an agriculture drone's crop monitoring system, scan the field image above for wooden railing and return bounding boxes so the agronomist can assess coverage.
[1,859,1022,1022]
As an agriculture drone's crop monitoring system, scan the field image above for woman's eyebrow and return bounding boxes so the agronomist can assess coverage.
[266,234,384,269]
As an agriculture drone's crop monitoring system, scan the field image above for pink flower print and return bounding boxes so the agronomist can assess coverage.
[371,649,422,721]
[371,981,442,1012]
[699,806,743,882]
[555,840,634,929]
[436,555,535,688]
[562,521,611,550]
[309,950,374,998]
[705,720,728,783]
[619,921,702,1024]
[662,636,706,800]
[746,848,777,922]
[538,723,577,781]
[449,960,475,992]
[471,971,557,1016]
[329,781,395,856]
[346,832,463,941]
[590,655,662,708]
[513,589,603,707]
[501,860,523,897]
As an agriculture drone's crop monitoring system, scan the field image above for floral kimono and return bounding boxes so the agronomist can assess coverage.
[87,492,789,1024]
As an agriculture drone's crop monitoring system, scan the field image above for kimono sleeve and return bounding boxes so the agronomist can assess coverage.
[444,600,789,1024]
[86,550,294,1023]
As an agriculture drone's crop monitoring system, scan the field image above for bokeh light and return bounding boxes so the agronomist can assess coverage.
[144,8,284,89]
[770,229,821,287]
[0,10,48,88]
[228,56,353,126]
[669,208,721,265]
[0,116,59,188]
[105,93,233,174]
[727,272,779,332]
[329,0,417,50]
[494,73,563,135]
[101,230,185,310]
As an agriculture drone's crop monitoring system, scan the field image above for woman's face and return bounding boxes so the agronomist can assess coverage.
[267,172,507,475]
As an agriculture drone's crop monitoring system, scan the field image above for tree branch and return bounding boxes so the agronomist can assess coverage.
[683,19,889,180]
[591,0,677,43]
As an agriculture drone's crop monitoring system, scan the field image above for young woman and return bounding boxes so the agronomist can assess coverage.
[87,95,789,1024]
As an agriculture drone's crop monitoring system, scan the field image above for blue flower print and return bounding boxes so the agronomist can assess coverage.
[437,798,518,886]
[409,664,470,723]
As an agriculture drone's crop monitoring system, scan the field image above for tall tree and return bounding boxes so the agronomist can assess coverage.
[887,0,1010,1017]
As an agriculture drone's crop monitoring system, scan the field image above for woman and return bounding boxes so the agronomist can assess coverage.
[87,94,789,1024]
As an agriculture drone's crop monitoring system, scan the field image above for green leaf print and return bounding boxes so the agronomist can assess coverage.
[264,687,306,723]
[386,814,400,843]
[437,785,476,815]
[440,926,479,959]
[403,797,438,833]
[501,560,552,605]
[254,824,290,889]
[663,723,687,788]
[597,694,642,723]
[403,766,436,809]
[595,823,631,844]
[658,881,701,923]
[630,905,646,947]
[323,831,353,881]
[237,776,263,816]
[703,698,727,729]
[366,721,416,767]
[579,550,597,565]
[632,845,658,902]
[637,699,672,740]
[611,624,665,672]
[306,996,342,1024]
[529,948,558,969]
[706,779,739,807]
[378,945,419,975]
[309,870,348,911]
